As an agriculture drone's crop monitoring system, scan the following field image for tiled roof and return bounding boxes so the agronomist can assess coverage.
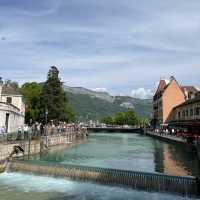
[174,96,200,109]
[2,85,21,95]
[155,80,166,95]
[181,86,198,94]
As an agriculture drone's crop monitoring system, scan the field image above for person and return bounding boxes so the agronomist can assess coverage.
[0,126,3,135]
[172,128,175,135]
[23,124,29,140]
[196,177,200,195]
[1,126,6,135]
[40,123,44,136]
[17,126,23,140]
[36,122,41,137]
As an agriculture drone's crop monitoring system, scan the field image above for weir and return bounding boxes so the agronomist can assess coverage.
[8,160,199,197]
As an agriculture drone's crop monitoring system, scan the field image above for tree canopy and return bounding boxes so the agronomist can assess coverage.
[20,82,42,123]
[102,109,149,127]
[20,66,75,124]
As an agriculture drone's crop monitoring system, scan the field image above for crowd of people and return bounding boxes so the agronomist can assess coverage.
[0,121,87,141]
[153,126,200,144]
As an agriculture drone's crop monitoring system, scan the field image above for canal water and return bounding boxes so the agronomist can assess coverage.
[0,133,199,200]
[32,133,200,177]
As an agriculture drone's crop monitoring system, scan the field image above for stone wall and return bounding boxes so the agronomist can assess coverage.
[0,140,41,161]
[0,127,87,161]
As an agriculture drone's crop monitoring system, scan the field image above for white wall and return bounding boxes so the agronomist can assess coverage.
[0,103,24,133]
[1,95,25,115]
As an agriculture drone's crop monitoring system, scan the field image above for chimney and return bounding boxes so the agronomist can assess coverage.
[184,88,188,100]
[0,77,3,101]
[170,76,175,81]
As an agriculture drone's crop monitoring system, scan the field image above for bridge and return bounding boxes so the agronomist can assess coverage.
[8,160,200,197]
[87,127,143,133]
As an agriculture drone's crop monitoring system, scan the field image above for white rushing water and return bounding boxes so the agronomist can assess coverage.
[0,172,198,200]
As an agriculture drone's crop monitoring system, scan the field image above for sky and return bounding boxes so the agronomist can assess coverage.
[0,0,200,99]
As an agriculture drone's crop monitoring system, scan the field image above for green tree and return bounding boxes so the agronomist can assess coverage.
[114,112,126,125]
[102,116,114,125]
[124,110,138,126]
[138,117,150,127]
[20,82,42,123]
[101,109,142,126]
[66,104,76,122]
[41,66,75,123]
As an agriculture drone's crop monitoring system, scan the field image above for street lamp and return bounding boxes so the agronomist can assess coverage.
[45,108,48,147]
[45,108,48,125]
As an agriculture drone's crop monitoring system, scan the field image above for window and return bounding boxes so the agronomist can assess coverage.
[190,109,193,116]
[186,110,188,117]
[182,110,185,117]
[6,97,12,104]
[195,107,200,116]
[178,111,181,119]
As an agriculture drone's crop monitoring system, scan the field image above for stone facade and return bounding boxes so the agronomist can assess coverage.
[0,82,25,133]
[169,93,200,125]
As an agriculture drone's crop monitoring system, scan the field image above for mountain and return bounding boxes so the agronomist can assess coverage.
[114,96,152,117]
[64,86,152,121]
[64,86,114,102]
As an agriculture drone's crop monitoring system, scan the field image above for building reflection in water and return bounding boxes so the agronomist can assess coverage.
[153,140,200,177]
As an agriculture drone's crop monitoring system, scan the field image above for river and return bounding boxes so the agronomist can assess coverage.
[0,132,199,200]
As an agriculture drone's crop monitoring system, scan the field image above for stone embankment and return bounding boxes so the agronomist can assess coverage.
[0,141,40,161]
[146,131,186,144]
[0,126,87,162]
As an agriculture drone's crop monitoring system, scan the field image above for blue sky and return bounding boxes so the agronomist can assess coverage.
[0,0,200,98]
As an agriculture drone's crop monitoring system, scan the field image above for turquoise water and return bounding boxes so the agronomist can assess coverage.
[32,133,200,176]
[0,132,199,200]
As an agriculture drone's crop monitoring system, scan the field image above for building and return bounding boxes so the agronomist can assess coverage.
[153,76,198,128]
[168,92,200,132]
[0,80,25,133]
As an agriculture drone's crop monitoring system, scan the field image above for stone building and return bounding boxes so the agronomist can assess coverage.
[0,80,25,133]
[168,92,200,132]
[153,76,198,128]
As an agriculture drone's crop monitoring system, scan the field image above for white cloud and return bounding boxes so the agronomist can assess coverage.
[1,0,200,92]
[92,88,107,92]
[131,88,153,99]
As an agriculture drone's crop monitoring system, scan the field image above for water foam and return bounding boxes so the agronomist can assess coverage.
[0,172,196,200]
[0,172,75,193]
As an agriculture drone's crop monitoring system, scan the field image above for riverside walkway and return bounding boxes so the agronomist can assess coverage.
[146,131,186,144]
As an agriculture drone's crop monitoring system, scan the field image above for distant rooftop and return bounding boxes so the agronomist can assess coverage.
[154,77,198,98]
[181,86,198,94]
[174,95,200,109]
[2,85,21,96]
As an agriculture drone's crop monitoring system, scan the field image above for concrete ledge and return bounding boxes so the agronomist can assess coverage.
[146,131,186,144]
